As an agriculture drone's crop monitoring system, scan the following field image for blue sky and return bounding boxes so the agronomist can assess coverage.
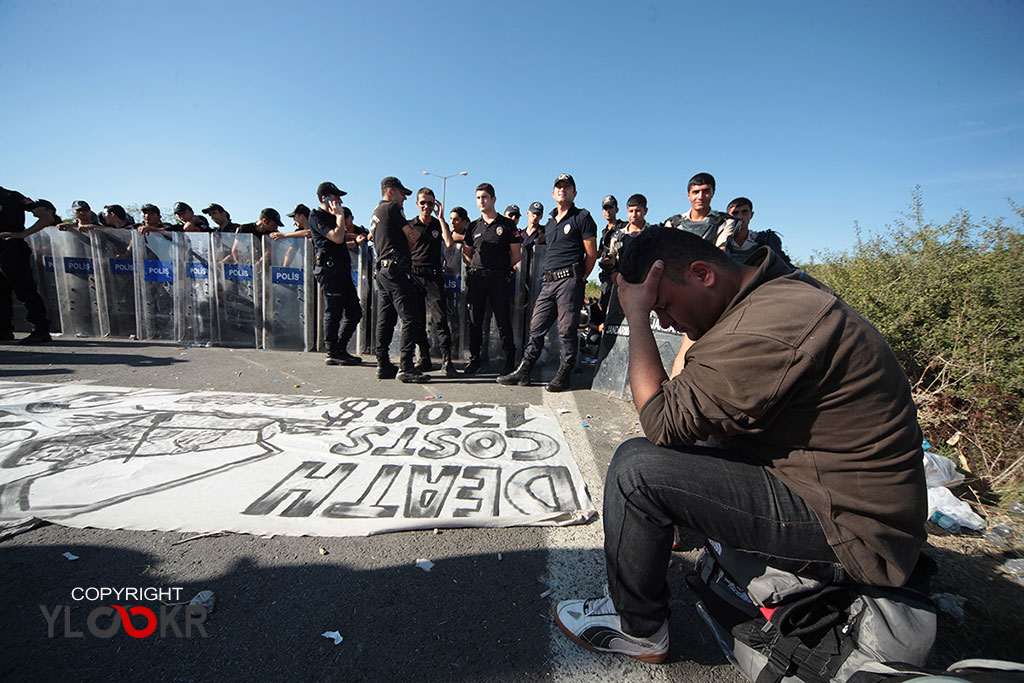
[2,0,1022,265]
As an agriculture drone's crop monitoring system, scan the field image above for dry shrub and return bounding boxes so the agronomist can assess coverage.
[804,191,1024,502]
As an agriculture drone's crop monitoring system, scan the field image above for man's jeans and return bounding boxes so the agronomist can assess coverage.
[603,437,844,637]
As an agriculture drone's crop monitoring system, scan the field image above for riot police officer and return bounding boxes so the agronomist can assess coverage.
[310,181,362,366]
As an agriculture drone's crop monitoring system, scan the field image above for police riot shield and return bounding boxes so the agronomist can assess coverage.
[49,229,100,337]
[212,232,258,347]
[316,243,370,356]
[90,227,137,338]
[443,267,465,360]
[591,291,685,400]
[350,242,372,355]
[133,231,177,340]
[10,231,60,334]
[262,235,313,351]
[176,232,215,345]
[481,265,526,367]
[519,244,563,368]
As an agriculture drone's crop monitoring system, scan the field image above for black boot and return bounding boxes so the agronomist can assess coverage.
[463,357,482,375]
[441,349,457,377]
[397,358,429,384]
[497,359,534,386]
[18,329,51,345]
[325,344,343,366]
[377,357,398,380]
[545,363,572,392]
[335,337,361,365]
[415,353,433,372]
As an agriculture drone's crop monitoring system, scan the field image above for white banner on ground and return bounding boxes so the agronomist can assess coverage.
[0,381,596,536]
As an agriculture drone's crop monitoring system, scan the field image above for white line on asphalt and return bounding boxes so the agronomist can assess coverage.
[541,391,671,682]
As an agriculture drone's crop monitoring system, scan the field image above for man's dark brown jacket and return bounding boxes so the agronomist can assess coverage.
[639,248,927,586]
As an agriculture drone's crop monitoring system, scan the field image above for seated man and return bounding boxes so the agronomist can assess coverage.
[555,228,926,663]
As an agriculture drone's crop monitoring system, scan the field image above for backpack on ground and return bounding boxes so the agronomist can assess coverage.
[848,659,1024,682]
[687,541,938,683]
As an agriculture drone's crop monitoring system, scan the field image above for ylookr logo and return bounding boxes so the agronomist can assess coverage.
[41,587,209,639]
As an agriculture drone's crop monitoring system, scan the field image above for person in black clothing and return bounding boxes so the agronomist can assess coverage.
[597,194,628,315]
[522,201,545,249]
[462,182,521,376]
[202,203,240,232]
[410,187,456,376]
[99,204,136,229]
[173,202,212,232]
[499,173,597,392]
[235,208,284,235]
[0,187,58,344]
[309,182,362,366]
[136,204,174,234]
[369,176,429,383]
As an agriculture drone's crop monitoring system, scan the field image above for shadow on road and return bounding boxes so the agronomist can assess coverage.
[0,536,732,682]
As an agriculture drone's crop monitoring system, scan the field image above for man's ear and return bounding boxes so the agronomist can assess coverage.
[689,261,716,287]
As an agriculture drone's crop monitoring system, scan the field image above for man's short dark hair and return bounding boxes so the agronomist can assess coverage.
[475,183,495,198]
[450,206,469,222]
[417,187,435,199]
[619,228,736,285]
[687,172,716,191]
[102,204,128,221]
[342,206,352,220]
[727,196,753,213]
[626,193,647,208]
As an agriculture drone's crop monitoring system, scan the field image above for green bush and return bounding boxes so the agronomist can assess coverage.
[803,190,1024,496]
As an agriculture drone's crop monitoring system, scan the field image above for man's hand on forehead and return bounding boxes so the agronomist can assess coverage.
[616,260,663,321]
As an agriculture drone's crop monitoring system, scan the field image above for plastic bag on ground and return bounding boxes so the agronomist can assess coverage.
[926,486,985,532]
[923,449,965,488]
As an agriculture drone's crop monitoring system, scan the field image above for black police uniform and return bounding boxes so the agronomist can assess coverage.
[369,200,426,372]
[235,222,277,235]
[0,187,50,338]
[521,204,597,367]
[309,208,362,357]
[409,215,453,367]
[597,218,627,312]
[464,214,520,370]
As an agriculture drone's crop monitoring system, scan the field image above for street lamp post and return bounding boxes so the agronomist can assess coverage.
[422,170,468,213]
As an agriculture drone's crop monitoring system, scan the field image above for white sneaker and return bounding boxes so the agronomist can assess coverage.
[554,589,669,663]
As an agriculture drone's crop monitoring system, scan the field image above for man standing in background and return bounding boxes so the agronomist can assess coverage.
[370,176,428,383]
[499,173,597,392]
[597,194,628,313]
[462,183,521,376]
[0,187,58,344]
[725,196,792,266]
[410,187,456,377]
[202,203,240,232]
[663,172,736,249]
[173,202,212,232]
[309,181,361,367]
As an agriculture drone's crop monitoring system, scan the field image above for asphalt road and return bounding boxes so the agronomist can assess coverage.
[0,338,743,683]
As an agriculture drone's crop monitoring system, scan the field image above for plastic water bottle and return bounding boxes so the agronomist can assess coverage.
[931,509,961,533]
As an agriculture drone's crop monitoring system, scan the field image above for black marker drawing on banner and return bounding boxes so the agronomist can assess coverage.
[0,383,591,531]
